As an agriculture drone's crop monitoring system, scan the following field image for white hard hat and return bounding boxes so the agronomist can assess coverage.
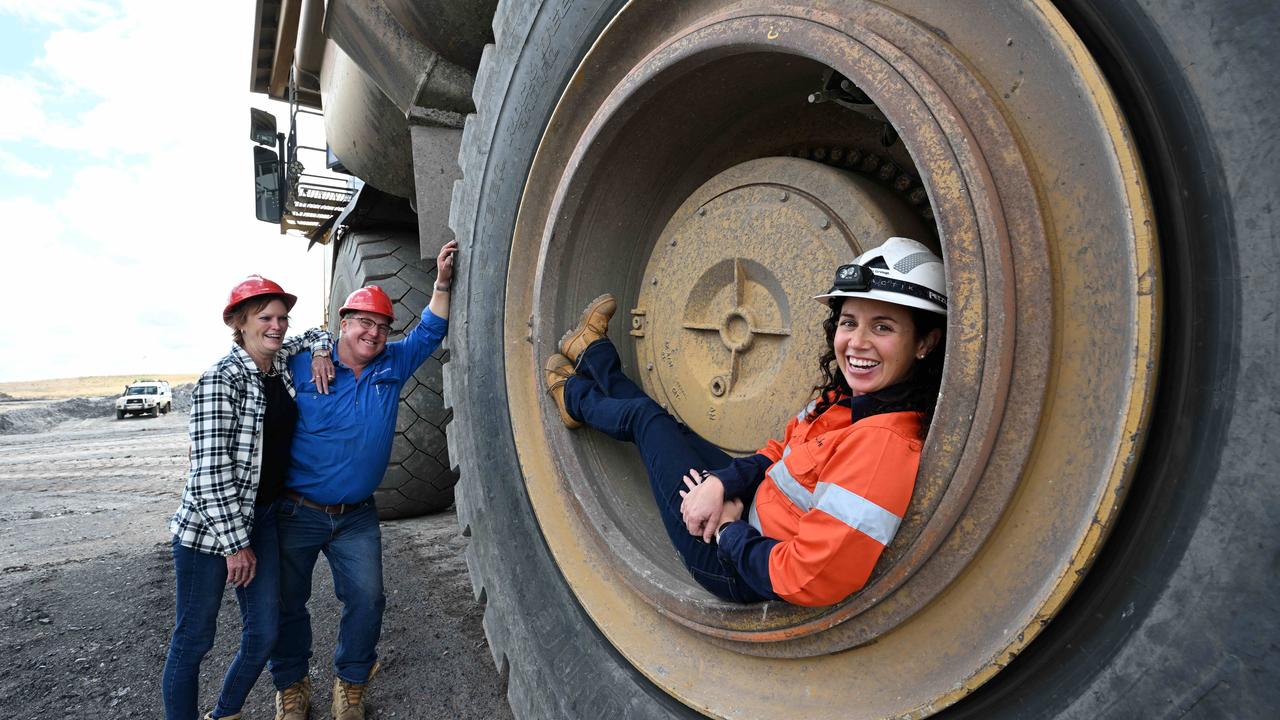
[813,236,947,314]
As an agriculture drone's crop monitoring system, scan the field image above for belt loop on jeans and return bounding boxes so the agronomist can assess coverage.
[284,490,364,515]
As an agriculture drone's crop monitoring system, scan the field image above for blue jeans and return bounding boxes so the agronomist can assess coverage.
[564,339,768,603]
[270,497,384,688]
[162,502,280,720]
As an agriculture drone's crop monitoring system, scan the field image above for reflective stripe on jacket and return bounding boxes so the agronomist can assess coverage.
[744,403,922,606]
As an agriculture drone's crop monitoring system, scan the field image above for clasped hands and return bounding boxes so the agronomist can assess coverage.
[678,469,744,543]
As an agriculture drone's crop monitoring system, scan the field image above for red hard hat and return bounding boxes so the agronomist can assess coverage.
[222,275,298,326]
[339,285,394,321]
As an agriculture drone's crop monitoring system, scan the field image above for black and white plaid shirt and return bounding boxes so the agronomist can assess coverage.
[169,328,331,555]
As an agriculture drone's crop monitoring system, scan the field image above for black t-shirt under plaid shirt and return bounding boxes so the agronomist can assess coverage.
[256,372,298,506]
[170,328,331,556]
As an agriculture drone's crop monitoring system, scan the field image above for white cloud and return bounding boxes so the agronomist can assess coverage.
[0,74,53,141]
[0,0,117,27]
[0,1,334,382]
[0,148,51,177]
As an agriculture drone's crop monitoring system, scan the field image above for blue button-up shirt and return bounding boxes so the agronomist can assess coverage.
[285,307,448,505]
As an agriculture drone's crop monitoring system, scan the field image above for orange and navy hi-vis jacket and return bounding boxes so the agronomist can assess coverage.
[714,399,923,607]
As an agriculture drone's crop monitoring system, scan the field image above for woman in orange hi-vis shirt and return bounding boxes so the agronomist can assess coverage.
[544,237,946,606]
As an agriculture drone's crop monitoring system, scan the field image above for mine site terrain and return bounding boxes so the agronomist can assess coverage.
[0,379,512,719]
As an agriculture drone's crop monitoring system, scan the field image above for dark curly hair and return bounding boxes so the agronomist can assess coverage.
[808,297,946,438]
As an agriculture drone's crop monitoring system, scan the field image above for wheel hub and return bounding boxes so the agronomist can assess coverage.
[633,157,926,452]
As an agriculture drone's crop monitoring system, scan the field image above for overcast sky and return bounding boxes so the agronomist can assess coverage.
[0,0,328,382]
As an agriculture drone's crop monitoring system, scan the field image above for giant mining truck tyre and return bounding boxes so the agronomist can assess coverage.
[445,0,1278,717]
[329,228,457,520]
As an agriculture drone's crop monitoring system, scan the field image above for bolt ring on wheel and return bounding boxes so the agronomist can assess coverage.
[502,0,1155,714]
[527,8,1040,653]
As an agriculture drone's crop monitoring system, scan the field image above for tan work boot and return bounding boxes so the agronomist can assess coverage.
[544,353,582,429]
[559,293,616,362]
[332,662,380,720]
[274,676,311,720]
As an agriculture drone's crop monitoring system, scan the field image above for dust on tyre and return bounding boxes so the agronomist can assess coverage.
[447,1,1279,717]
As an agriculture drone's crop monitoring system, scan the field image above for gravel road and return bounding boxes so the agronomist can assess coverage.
[0,410,513,719]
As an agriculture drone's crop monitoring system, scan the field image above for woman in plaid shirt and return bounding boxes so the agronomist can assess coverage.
[161,276,334,720]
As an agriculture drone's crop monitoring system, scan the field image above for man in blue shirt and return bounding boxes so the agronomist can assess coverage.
[270,240,457,720]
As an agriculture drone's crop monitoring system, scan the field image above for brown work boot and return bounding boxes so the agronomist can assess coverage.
[544,353,582,429]
[559,293,616,362]
[274,676,310,720]
[332,661,380,720]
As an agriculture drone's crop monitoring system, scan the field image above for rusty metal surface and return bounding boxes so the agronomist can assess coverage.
[382,0,497,72]
[319,41,414,198]
[325,0,474,117]
[516,4,1031,650]
[501,0,1157,716]
[634,157,926,453]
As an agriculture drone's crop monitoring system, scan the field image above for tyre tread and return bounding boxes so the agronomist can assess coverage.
[331,228,458,520]
[446,1,691,718]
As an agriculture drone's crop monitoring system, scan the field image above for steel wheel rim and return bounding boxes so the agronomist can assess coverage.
[502,0,1157,715]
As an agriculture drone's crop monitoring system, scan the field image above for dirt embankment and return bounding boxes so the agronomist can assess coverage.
[0,385,195,436]
[0,407,512,719]
[0,374,201,400]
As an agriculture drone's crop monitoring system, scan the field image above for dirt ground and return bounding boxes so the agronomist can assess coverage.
[0,408,514,719]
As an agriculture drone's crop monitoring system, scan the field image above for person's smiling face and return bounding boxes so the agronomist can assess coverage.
[238,299,290,365]
[340,311,393,367]
[834,297,936,395]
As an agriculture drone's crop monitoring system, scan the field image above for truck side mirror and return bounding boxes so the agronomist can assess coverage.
[254,146,282,223]
[250,108,278,147]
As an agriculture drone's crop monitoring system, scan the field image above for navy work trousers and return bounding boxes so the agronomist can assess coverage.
[563,339,767,603]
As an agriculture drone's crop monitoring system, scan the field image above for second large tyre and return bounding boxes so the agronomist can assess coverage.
[329,228,457,519]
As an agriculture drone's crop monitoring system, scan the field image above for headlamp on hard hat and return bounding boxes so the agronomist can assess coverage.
[813,237,948,314]
[832,263,873,292]
[822,262,948,311]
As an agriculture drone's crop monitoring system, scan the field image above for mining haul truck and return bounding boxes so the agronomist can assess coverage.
[247,1,1278,717]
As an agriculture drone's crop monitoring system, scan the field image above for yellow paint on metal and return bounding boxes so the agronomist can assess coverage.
[500,0,1160,717]
[634,157,926,452]
[928,0,1160,707]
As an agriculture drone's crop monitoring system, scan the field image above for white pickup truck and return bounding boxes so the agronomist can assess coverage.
[115,380,171,419]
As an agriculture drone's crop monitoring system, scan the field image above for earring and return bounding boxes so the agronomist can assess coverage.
[917,353,925,359]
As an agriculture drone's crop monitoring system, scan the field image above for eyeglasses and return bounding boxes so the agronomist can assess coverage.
[349,316,393,336]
